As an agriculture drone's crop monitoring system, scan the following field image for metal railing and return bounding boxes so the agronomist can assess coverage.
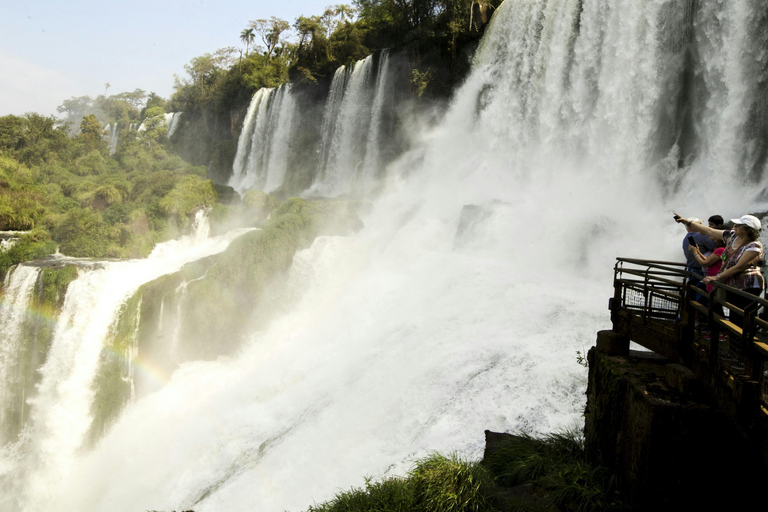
[612,258,768,413]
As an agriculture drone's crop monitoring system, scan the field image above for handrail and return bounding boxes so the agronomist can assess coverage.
[612,257,768,415]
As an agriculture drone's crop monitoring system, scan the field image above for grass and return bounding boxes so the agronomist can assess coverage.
[303,431,626,512]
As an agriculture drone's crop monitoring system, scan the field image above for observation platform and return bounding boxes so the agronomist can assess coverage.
[585,258,768,509]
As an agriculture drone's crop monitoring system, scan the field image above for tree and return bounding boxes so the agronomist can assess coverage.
[79,114,106,152]
[139,106,168,149]
[335,4,357,22]
[240,28,255,57]
[250,17,291,60]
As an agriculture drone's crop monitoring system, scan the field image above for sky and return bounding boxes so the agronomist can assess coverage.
[0,0,336,118]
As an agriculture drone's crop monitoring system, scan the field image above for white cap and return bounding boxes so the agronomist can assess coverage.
[730,215,761,231]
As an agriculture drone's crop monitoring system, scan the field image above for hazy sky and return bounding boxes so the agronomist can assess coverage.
[0,0,336,117]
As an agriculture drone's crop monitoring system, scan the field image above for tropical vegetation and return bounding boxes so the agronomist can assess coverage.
[0,110,215,277]
[305,431,626,512]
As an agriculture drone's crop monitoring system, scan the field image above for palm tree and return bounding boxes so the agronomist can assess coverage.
[334,4,355,23]
[240,28,255,57]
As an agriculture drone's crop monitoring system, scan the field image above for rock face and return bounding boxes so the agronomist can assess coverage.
[585,330,766,510]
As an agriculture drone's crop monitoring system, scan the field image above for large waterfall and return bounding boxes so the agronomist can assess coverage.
[2,0,768,511]
[230,51,396,197]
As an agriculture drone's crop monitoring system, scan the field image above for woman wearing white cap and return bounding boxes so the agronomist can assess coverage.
[674,213,764,326]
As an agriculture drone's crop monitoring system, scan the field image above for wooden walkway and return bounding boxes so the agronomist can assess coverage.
[610,258,768,443]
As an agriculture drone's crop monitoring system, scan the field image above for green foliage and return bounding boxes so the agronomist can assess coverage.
[305,454,492,512]
[305,431,626,512]
[0,114,75,165]
[139,106,169,148]
[482,431,627,512]
[79,114,107,152]
[307,476,415,512]
[58,89,147,131]
[0,229,57,279]
[88,292,141,446]
[73,150,107,176]
[38,265,79,312]
[412,453,493,512]
[52,207,113,257]
[159,175,217,218]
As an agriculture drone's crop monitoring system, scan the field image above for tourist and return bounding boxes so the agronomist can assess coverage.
[679,217,715,303]
[690,236,725,313]
[675,213,765,326]
[708,215,724,229]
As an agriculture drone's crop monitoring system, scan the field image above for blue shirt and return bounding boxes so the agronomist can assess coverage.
[682,231,716,270]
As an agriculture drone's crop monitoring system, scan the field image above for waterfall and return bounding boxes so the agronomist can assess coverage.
[312,52,394,197]
[4,1,768,511]
[165,112,183,138]
[0,223,253,511]
[228,85,298,194]
[361,50,393,186]
[0,266,42,443]
[103,123,120,155]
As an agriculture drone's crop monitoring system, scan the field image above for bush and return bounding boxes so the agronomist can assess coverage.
[482,431,627,512]
[412,454,493,512]
[52,207,113,257]
[0,228,57,279]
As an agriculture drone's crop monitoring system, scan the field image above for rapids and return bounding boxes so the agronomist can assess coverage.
[2,0,768,511]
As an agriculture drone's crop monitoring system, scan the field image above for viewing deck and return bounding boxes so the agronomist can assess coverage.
[609,258,768,449]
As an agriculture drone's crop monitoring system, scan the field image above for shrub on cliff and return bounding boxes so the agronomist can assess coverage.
[306,454,493,512]
[159,175,218,228]
[0,229,57,279]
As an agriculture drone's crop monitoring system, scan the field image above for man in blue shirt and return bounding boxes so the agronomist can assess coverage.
[682,217,716,282]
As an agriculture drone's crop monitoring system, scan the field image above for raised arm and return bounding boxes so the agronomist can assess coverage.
[674,213,725,241]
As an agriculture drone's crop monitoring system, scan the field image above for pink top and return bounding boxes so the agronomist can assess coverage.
[704,247,725,293]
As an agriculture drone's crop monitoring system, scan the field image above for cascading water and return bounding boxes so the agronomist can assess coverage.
[103,123,120,155]
[165,112,183,138]
[312,52,394,196]
[229,85,298,194]
[2,1,768,511]
[0,266,42,444]
[0,219,252,511]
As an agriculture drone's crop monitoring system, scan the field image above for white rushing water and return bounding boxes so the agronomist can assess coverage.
[3,0,768,511]
[0,222,252,512]
[229,85,298,194]
[0,266,42,440]
[312,52,394,197]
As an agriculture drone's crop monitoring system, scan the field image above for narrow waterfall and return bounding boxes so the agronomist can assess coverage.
[312,52,394,196]
[0,266,42,444]
[165,112,183,138]
[228,85,298,194]
[361,50,393,186]
[317,64,352,183]
[103,123,120,155]
[3,1,768,511]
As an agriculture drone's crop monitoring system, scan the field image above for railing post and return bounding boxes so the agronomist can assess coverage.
[743,299,760,381]
[707,285,720,371]
[642,267,650,325]
[680,276,695,364]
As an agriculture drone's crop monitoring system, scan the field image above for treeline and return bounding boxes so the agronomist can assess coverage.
[0,110,216,277]
[165,0,502,179]
[171,0,502,115]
